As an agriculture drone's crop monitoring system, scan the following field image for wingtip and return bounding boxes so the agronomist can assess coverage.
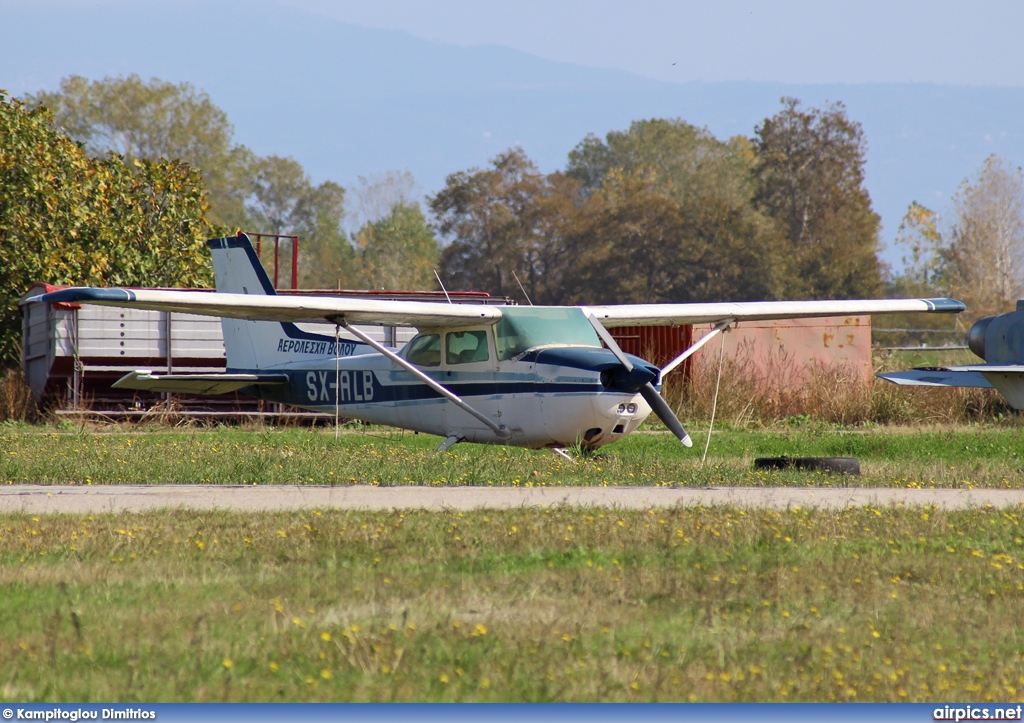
[925,298,967,313]
[37,288,134,304]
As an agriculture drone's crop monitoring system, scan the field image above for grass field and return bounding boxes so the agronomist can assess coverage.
[3,422,1024,488]
[2,505,1024,702]
[4,422,1024,703]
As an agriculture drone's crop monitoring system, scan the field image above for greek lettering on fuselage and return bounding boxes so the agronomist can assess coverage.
[306,370,375,403]
[276,338,359,356]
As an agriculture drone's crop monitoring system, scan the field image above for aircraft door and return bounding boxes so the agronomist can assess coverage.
[441,329,502,442]
[393,333,446,434]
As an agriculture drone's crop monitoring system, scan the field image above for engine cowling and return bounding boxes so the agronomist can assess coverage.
[967,316,993,360]
[967,302,1024,363]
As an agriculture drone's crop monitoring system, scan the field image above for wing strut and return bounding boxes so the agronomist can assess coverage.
[333,318,512,441]
[660,318,734,377]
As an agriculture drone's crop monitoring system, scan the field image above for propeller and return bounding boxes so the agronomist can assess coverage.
[586,313,693,447]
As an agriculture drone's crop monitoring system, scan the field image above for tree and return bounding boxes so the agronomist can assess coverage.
[353,203,439,290]
[562,170,775,304]
[897,202,944,286]
[245,155,359,289]
[432,148,577,303]
[567,118,757,210]
[941,155,1024,319]
[29,74,252,228]
[564,117,782,302]
[347,171,419,233]
[0,91,213,362]
[887,201,945,295]
[753,98,883,299]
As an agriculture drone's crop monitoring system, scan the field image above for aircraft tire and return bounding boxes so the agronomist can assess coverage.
[753,456,860,476]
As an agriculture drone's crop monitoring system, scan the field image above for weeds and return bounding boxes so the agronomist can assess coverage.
[670,345,1010,426]
[0,367,39,424]
[2,506,1023,702]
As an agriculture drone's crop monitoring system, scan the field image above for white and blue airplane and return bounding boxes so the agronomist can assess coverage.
[33,234,965,452]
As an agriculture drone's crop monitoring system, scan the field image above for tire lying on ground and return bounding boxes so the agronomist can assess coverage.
[753,457,860,475]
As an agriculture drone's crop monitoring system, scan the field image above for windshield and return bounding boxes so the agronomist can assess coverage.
[494,307,601,360]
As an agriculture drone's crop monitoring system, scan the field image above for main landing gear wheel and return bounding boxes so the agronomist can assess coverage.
[753,457,860,476]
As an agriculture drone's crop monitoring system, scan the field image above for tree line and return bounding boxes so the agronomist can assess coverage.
[434,99,883,305]
[888,155,1024,324]
[5,73,1020,362]
[24,75,438,293]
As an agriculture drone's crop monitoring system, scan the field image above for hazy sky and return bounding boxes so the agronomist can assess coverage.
[10,0,1024,88]
[7,0,1024,264]
[290,0,1024,87]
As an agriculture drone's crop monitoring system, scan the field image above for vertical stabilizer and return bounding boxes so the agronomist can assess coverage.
[207,235,279,370]
[207,234,372,370]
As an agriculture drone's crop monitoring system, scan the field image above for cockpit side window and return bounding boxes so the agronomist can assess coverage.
[405,333,441,367]
[446,330,490,365]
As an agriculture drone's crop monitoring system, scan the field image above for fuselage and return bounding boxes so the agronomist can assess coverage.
[239,335,657,449]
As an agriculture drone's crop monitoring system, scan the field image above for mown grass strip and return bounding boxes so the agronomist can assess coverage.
[3,424,1024,487]
[2,506,1024,702]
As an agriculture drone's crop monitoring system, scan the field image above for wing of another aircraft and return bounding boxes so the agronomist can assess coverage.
[878,364,1024,410]
[876,368,995,389]
[585,298,966,327]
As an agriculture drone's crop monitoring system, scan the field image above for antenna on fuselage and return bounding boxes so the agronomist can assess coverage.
[512,270,534,306]
[434,270,452,304]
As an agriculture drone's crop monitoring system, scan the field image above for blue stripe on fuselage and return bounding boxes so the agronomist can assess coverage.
[236,346,659,406]
[243,370,605,406]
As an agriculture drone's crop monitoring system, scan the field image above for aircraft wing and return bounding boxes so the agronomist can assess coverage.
[585,298,965,327]
[876,368,994,389]
[112,370,290,395]
[29,288,503,328]
[30,289,963,330]
[878,364,1024,389]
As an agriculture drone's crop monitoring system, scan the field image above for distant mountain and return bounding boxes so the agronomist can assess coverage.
[5,0,1024,265]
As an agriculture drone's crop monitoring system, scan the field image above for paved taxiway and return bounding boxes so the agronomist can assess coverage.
[2,485,1024,513]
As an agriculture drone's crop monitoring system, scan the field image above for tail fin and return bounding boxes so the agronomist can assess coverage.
[208,234,278,298]
[207,235,278,370]
[207,234,362,370]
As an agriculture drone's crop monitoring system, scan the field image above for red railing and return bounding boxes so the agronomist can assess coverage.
[248,233,299,290]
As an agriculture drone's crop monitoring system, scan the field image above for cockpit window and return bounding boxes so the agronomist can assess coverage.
[405,333,441,367]
[446,330,490,365]
[494,307,601,360]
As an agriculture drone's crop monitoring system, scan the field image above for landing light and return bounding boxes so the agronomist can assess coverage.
[617,404,626,413]
[627,403,638,414]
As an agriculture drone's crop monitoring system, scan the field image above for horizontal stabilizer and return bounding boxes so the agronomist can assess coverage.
[112,370,289,395]
[877,369,993,389]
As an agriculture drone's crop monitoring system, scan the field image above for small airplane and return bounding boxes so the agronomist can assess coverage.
[32,233,965,452]
[878,301,1024,409]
